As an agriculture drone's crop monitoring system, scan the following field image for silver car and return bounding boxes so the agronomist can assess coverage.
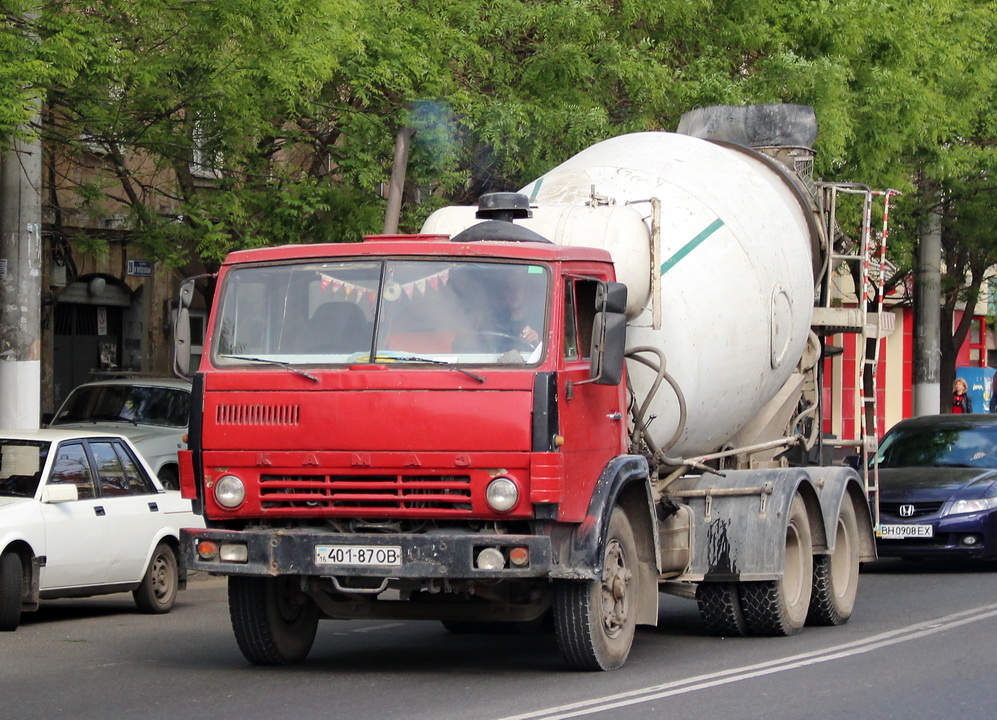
[49,377,190,489]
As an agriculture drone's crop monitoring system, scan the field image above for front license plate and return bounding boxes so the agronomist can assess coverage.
[314,545,403,567]
[880,524,934,540]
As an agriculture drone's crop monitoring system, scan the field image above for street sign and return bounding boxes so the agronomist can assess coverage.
[127,259,153,277]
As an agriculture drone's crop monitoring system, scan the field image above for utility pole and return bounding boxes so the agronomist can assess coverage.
[0,105,43,429]
[913,208,941,416]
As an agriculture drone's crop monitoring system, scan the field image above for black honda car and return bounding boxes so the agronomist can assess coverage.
[874,414,997,562]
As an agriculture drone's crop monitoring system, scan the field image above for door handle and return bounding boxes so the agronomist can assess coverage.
[94,506,106,517]
[148,502,159,512]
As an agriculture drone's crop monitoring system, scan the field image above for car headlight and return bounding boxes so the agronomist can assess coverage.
[943,497,997,516]
[485,476,519,513]
[214,474,246,508]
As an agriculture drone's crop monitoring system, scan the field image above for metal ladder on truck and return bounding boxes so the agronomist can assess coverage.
[811,183,901,530]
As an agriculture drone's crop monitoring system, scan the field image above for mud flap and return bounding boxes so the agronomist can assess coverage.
[801,466,877,562]
[672,468,822,582]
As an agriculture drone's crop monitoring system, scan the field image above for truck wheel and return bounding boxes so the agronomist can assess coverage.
[554,506,637,671]
[133,542,179,613]
[739,494,813,636]
[228,576,319,665]
[696,582,748,637]
[808,498,860,626]
[0,552,23,631]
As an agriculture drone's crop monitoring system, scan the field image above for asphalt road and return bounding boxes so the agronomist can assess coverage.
[2,559,995,720]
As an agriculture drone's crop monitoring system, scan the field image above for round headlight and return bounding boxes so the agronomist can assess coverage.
[214,475,246,508]
[486,477,519,513]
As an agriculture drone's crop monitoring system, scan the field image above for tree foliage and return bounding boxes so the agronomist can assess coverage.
[0,0,994,309]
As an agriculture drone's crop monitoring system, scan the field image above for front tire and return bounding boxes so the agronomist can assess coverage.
[133,542,179,614]
[808,498,860,626]
[228,576,319,665]
[0,552,23,631]
[739,493,813,636]
[554,507,638,671]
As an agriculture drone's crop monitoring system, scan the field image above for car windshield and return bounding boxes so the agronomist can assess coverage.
[213,259,549,367]
[876,424,997,469]
[0,440,49,498]
[52,385,190,428]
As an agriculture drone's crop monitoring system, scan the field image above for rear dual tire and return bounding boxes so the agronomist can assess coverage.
[739,494,813,636]
[808,499,860,626]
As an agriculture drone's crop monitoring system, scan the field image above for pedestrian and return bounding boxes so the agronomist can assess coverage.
[952,378,973,414]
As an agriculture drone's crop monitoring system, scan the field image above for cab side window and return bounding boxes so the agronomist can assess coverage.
[49,443,97,500]
[90,441,155,497]
[564,278,599,361]
[563,282,579,360]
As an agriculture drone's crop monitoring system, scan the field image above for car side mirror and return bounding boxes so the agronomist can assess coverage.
[843,455,862,470]
[42,484,79,504]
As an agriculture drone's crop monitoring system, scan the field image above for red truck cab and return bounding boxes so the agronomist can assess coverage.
[177,218,651,670]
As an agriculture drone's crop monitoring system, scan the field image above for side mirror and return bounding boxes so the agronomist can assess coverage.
[596,281,628,314]
[42,484,79,504]
[173,276,198,379]
[586,281,628,386]
[589,310,627,385]
[843,455,862,470]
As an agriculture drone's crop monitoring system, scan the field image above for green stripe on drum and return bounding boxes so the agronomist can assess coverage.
[660,218,725,276]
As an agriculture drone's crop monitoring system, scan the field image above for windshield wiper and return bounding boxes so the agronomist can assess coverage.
[223,355,319,382]
[373,354,486,383]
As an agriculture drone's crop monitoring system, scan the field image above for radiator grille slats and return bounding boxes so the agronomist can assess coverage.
[259,474,472,513]
[216,404,300,426]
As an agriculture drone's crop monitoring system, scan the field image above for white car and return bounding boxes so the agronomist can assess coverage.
[0,429,204,631]
[49,377,191,489]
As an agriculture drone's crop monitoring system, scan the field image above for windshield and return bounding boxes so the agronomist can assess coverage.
[52,385,190,428]
[0,440,49,498]
[213,259,549,367]
[877,424,997,469]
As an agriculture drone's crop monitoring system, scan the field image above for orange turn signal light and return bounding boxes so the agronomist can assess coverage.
[509,546,529,567]
[197,540,219,560]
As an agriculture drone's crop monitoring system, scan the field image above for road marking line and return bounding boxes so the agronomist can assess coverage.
[496,603,997,720]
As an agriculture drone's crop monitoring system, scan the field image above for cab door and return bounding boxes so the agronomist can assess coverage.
[556,276,629,521]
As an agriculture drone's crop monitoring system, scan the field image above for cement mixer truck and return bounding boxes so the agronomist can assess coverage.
[175,104,879,671]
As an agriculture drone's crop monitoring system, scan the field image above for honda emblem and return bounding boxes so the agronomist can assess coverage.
[899,504,915,518]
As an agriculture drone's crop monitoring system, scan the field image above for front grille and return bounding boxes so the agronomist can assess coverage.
[880,501,944,519]
[259,474,472,513]
[216,403,300,426]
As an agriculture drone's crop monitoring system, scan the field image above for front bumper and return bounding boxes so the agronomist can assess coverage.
[182,527,553,579]
[876,510,997,559]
